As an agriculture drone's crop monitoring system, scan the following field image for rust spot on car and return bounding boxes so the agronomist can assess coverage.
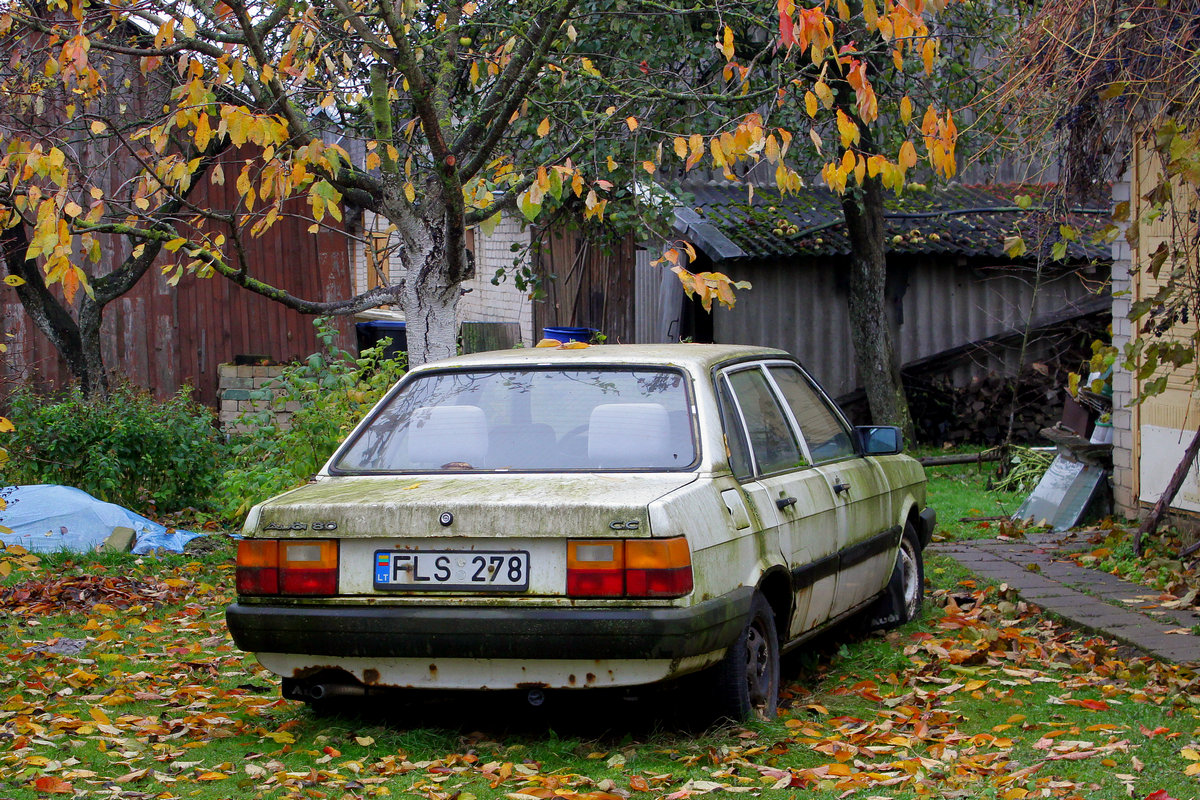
[363,669,380,685]
[585,673,596,686]
[568,674,577,686]
[428,664,437,677]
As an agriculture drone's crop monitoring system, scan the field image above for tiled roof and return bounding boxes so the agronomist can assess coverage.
[672,182,1112,265]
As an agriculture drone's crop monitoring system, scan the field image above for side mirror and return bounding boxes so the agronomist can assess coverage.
[856,425,903,455]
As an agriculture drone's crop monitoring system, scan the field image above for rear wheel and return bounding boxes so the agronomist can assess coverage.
[867,523,924,629]
[711,592,779,721]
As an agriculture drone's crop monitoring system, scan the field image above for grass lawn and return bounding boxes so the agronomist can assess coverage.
[1,473,1198,800]
[920,452,1026,541]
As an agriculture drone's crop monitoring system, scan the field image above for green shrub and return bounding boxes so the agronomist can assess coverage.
[0,382,223,514]
[215,319,407,522]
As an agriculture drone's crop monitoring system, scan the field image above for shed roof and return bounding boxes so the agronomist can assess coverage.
[673,182,1112,265]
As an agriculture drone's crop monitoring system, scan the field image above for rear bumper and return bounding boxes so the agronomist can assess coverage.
[226,587,753,661]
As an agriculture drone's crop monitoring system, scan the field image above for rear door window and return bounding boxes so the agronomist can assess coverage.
[768,365,855,464]
[725,367,807,476]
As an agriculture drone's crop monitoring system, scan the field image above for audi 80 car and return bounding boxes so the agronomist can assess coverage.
[226,343,934,719]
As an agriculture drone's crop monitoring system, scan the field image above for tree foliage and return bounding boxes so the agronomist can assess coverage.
[0,0,963,407]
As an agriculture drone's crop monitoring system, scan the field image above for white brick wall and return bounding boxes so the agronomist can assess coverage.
[350,211,533,344]
[1110,174,1135,515]
[458,213,534,344]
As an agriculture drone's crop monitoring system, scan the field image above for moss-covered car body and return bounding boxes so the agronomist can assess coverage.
[225,344,934,714]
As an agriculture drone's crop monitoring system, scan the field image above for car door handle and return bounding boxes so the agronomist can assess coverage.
[833,481,851,495]
[776,496,797,510]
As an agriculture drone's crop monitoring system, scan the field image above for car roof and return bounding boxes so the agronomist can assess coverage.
[410,343,790,375]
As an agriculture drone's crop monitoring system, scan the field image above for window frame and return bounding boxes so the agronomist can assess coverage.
[718,363,811,480]
[763,361,858,466]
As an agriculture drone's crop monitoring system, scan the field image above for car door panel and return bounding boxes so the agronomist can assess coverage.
[719,366,838,640]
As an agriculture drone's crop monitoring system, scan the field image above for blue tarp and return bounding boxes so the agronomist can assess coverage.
[0,485,203,554]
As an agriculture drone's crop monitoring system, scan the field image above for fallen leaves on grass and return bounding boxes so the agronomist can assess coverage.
[1,555,1198,799]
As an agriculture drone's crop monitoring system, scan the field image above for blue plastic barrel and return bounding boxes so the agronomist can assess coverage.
[542,326,595,343]
[356,320,407,359]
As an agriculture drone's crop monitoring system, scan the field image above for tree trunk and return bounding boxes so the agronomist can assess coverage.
[397,204,472,366]
[841,177,915,443]
[1,223,108,396]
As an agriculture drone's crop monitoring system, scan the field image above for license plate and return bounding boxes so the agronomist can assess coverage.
[373,550,530,591]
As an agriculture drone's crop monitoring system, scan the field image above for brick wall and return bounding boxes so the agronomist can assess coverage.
[458,214,534,344]
[217,363,300,433]
[351,211,533,345]
[1110,176,1136,516]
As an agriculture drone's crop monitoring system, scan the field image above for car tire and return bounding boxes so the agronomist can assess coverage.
[867,523,924,630]
[712,592,779,721]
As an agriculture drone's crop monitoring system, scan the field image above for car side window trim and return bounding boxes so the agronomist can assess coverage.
[715,376,754,481]
[719,364,810,479]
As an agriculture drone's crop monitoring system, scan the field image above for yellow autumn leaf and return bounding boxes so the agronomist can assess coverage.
[900,96,913,125]
[89,120,106,134]
[836,110,859,148]
[606,156,617,171]
[404,182,416,203]
[922,38,937,74]
[0,417,13,432]
[641,161,656,174]
[625,116,638,131]
[673,137,688,159]
[814,80,833,109]
[537,117,550,137]
[720,25,734,60]
[4,275,25,287]
[898,140,918,168]
[863,0,878,28]
[804,91,818,118]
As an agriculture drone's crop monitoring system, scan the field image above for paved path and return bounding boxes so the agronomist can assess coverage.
[932,532,1200,663]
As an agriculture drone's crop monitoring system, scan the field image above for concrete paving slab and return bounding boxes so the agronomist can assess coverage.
[931,538,1200,664]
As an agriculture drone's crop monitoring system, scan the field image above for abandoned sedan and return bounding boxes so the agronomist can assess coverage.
[226,344,934,719]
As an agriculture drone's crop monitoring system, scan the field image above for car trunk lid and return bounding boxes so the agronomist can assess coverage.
[245,472,698,539]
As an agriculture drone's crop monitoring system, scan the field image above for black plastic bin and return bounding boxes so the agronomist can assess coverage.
[355,320,407,360]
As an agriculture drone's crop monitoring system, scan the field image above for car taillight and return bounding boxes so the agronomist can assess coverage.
[626,537,694,597]
[236,540,279,595]
[567,539,624,597]
[567,537,691,598]
[236,539,338,596]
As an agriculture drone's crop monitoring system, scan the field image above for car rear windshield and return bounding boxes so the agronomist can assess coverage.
[332,367,696,472]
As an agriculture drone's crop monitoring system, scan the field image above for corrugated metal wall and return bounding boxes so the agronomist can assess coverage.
[713,256,1106,399]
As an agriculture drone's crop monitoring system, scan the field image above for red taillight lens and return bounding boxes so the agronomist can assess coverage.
[279,540,339,595]
[236,540,279,595]
[625,538,694,597]
[236,539,338,596]
[566,537,692,598]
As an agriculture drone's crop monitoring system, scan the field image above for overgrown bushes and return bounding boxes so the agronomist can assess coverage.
[213,321,406,521]
[0,382,223,514]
